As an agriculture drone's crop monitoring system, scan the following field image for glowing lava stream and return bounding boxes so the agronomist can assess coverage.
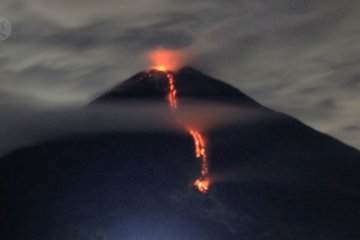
[188,128,210,193]
[149,68,210,193]
[166,72,177,109]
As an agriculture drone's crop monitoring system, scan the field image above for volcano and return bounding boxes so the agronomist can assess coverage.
[1,67,360,240]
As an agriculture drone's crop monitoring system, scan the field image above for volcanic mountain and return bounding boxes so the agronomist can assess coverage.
[1,67,360,240]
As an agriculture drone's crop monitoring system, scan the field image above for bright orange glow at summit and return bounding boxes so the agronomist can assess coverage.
[146,48,189,72]
[156,65,167,72]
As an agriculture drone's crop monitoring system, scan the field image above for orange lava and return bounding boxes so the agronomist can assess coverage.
[194,178,210,193]
[151,66,210,193]
[166,73,177,109]
[188,128,210,193]
[188,128,208,176]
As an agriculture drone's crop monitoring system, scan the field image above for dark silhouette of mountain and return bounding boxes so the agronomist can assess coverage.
[1,67,360,240]
[93,67,262,107]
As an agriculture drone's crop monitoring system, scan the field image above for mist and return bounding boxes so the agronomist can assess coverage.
[0,100,272,157]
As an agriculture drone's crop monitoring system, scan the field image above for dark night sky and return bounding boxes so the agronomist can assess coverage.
[0,0,359,149]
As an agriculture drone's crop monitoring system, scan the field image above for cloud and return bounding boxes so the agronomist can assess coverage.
[0,99,269,157]
[0,0,359,149]
[0,102,174,157]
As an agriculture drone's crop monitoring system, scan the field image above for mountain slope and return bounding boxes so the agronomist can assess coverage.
[1,67,360,240]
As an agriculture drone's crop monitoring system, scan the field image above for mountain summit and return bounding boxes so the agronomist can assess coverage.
[93,67,262,107]
[1,67,360,240]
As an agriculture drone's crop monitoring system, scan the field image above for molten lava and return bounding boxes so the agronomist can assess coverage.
[194,178,210,193]
[166,73,177,109]
[188,128,208,175]
[146,65,211,193]
[188,128,210,193]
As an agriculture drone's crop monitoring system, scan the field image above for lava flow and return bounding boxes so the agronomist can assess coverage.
[188,128,210,193]
[165,71,210,193]
[145,48,210,193]
[166,72,177,109]
[146,66,210,193]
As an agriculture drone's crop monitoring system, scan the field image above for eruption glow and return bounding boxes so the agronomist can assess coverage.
[146,48,190,72]
[145,54,210,193]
